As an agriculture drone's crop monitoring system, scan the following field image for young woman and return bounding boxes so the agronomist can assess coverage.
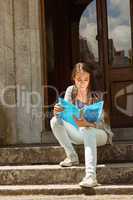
[50,62,113,188]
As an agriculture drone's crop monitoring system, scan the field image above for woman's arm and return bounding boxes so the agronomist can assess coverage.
[73,116,96,128]
[64,85,74,102]
[53,85,73,116]
[53,105,64,116]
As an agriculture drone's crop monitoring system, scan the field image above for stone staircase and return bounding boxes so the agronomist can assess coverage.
[0,144,133,195]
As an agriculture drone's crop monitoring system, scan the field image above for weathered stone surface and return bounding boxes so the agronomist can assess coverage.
[0,163,133,185]
[46,128,133,144]
[4,14,13,48]
[0,0,43,145]
[113,128,133,141]
[13,0,42,144]
[30,29,43,142]
[0,144,133,165]
[42,131,59,144]
[14,0,29,30]
[0,0,12,15]
[0,0,17,145]
[0,26,4,46]
[77,144,130,164]
[29,0,40,29]
[15,28,33,144]
[0,185,133,196]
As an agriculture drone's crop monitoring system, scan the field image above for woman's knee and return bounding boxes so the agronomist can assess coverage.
[96,130,107,146]
[50,116,60,129]
[79,127,96,138]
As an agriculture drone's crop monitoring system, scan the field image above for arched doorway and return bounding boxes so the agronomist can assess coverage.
[41,0,133,143]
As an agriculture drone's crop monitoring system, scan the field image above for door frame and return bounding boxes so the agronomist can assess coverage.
[40,0,133,143]
[39,0,49,132]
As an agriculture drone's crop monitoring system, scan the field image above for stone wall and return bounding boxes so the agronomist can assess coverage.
[0,0,16,145]
[0,0,43,145]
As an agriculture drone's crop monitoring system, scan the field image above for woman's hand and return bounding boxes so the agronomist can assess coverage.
[73,116,96,128]
[53,104,64,116]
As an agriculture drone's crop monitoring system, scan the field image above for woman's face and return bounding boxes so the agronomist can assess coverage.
[74,71,90,90]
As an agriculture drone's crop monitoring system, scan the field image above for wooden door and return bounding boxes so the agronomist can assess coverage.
[106,0,133,129]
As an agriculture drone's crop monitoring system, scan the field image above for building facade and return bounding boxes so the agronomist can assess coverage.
[0,0,133,146]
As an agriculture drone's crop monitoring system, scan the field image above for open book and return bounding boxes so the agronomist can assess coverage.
[57,97,104,128]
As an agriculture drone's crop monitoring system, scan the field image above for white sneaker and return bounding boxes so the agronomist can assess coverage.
[79,176,98,187]
[59,155,79,167]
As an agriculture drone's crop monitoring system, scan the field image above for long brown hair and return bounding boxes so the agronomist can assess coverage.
[71,62,96,104]
[71,62,111,125]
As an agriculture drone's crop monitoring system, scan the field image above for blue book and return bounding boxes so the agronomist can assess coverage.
[57,97,104,129]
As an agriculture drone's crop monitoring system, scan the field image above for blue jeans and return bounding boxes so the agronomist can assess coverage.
[50,116,107,178]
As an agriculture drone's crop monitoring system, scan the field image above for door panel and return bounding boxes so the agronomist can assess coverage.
[107,0,132,67]
[107,0,133,130]
[111,81,133,127]
[111,67,133,82]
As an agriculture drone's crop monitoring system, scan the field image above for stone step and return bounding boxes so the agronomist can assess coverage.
[0,143,133,165]
[0,163,133,185]
[0,184,133,196]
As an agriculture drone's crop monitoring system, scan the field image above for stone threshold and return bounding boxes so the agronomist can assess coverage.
[0,143,133,165]
[0,184,133,195]
[0,163,133,185]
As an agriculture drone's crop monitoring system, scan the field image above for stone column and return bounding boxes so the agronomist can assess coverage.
[0,0,17,145]
[13,0,43,143]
